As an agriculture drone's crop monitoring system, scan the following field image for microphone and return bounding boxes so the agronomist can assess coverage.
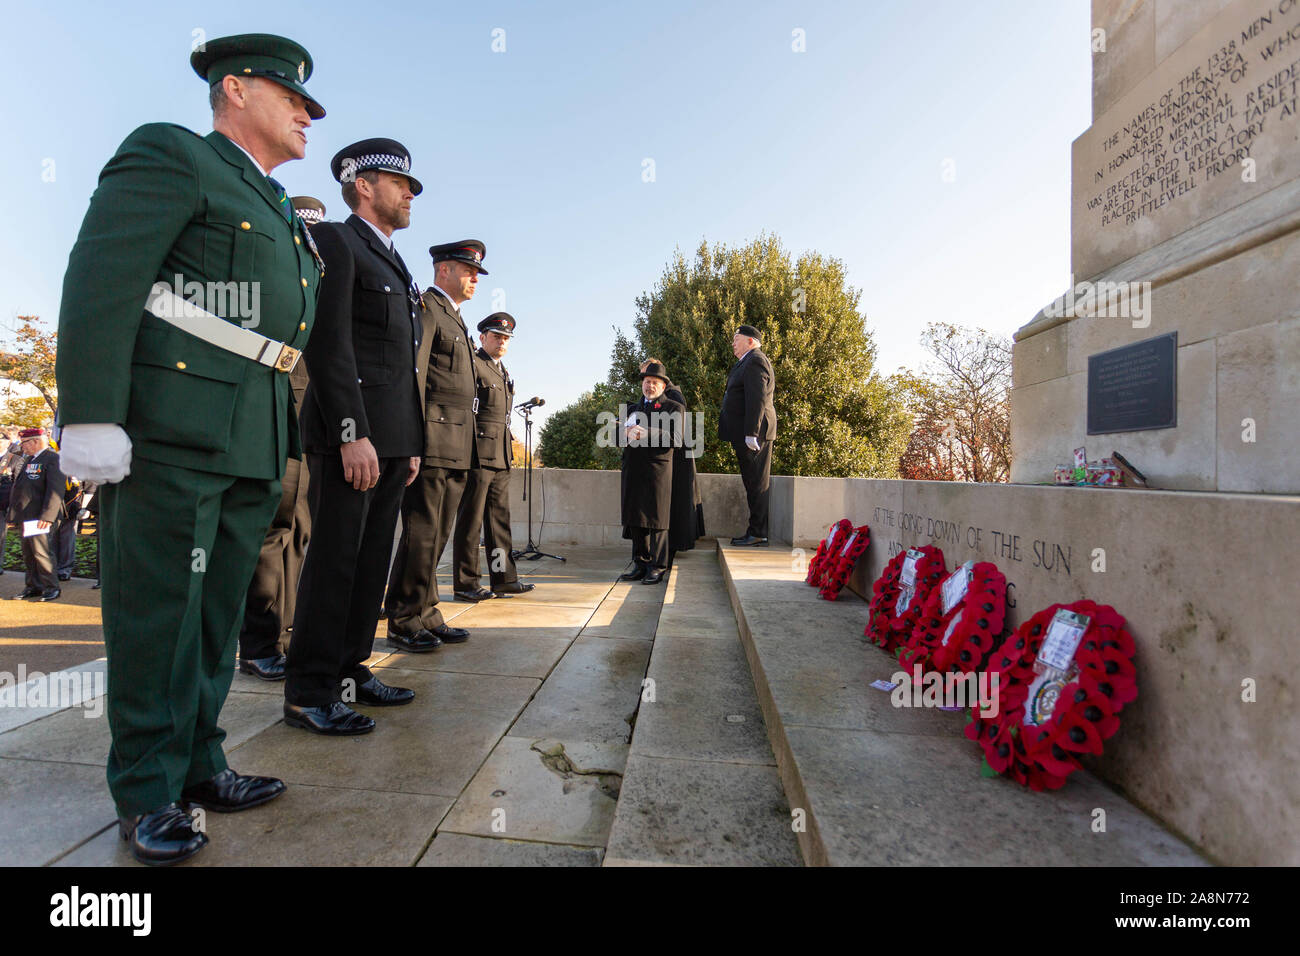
[516,396,545,409]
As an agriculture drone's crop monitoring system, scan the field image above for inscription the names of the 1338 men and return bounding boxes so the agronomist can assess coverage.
[1085,1,1300,230]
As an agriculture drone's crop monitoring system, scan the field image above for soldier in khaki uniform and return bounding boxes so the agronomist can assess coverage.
[54,34,325,865]
[452,313,535,600]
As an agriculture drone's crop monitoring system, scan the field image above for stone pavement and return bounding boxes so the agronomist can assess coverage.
[0,542,798,867]
[717,542,1210,866]
[0,574,105,674]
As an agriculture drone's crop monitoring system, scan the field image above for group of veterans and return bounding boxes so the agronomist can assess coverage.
[50,33,776,866]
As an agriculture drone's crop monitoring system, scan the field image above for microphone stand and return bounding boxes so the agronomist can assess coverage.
[511,403,565,563]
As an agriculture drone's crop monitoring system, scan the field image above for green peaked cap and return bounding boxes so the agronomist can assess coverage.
[191,33,324,119]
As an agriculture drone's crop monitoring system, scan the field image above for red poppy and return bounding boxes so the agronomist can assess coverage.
[864,545,946,654]
[819,524,871,600]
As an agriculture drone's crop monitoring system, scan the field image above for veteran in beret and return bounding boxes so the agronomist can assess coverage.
[285,141,426,732]
[54,33,324,864]
[384,240,487,646]
[451,312,535,600]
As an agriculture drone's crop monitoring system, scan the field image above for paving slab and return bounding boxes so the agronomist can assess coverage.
[54,784,453,867]
[603,753,802,867]
[653,599,740,640]
[0,758,116,866]
[633,635,775,766]
[579,597,662,641]
[512,636,652,745]
[0,690,283,766]
[608,580,672,604]
[228,668,538,798]
[440,600,593,638]
[0,578,107,674]
[783,724,1208,867]
[439,736,626,847]
[490,581,614,609]
[376,631,574,679]
[418,832,604,867]
[0,658,106,733]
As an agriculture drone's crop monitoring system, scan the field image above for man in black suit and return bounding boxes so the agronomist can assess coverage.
[284,141,425,735]
[7,428,65,601]
[452,313,535,601]
[238,196,327,682]
[718,324,777,546]
[385,240,486,645]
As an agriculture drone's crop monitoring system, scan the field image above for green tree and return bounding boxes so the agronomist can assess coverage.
[536,383,623,470]
[605,235,911,477]
[1,316,58,427]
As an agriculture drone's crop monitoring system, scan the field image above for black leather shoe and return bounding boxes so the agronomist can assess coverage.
[283,701,376,735]
[238,654,287,681]
[182,768,286,812]
[642,568,666,584]
[431,623,470,643]
[13,587,41,599]
[493,582,536,597]
[91,581,101,589]
[729,535,769,547]
[454,587,495,602]
[620,566,647,581]
[119,802,207,866]
[57,571,71,581]
[387,628,443,653]
[355,676,415,706]
[39,587,61,601]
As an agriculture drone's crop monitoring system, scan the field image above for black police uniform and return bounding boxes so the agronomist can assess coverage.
[287,141,425,711]
[7,446,65,594]
[453,335,523,595]
[385,245,482,637]
[718,342,777,539]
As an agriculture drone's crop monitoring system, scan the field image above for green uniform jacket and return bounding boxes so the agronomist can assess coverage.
[55,124,322,480]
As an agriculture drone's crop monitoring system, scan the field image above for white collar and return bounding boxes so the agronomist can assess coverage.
[429,283,462,312]
[358,215,394,250]
[218,134,268,176]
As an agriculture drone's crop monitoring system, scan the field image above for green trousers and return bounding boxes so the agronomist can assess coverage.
[99,455,279,816]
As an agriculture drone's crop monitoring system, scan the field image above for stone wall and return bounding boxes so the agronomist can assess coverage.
[509,466,1298,864]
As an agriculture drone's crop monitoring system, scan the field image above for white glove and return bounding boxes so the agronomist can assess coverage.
[745,435,761,452]
[58,424,133,484]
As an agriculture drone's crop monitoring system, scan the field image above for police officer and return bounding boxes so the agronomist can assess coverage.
[54,33,324,864]
[285,142,426,732]
[384,241,486,646]
[237,196,326,682]
[452,313,535,601]
[6,428,64,601]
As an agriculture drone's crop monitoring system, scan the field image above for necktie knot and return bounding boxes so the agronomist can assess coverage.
[267,176,292,222]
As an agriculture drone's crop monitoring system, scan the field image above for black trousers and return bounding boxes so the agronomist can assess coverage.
[732,439,772,538]
[21,521,58,590]
[630,527,669,570]
[240,455,311,660]
[453,466,519,592]
[386,464,467,633]
[54,517,76,576]
[285,454,408,707]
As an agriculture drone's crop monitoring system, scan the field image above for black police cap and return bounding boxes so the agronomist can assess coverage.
[430,239,488,275]
[478,312,515,337]
[330,138,423,195]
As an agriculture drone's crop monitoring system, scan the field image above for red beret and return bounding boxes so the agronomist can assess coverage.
[18,427,45,439]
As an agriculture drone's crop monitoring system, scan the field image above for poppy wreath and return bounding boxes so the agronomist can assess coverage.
[864,545,946,653]
[819,524,871,601]
[806,519,853,587]
[898,562,1007,676]
[966,600,1138,791]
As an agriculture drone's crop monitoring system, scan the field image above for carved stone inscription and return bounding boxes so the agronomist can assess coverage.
[1073,0,1300,276]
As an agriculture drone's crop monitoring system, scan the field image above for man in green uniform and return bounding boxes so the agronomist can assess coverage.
[54,34,325,865]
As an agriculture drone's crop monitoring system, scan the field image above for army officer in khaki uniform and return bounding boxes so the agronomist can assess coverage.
[452,313,535,601]
[54,34,324,865]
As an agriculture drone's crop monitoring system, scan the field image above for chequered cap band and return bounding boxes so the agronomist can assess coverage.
[295,208,324,223]
[341,154,410,180]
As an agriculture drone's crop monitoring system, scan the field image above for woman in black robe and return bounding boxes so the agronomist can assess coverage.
[654,372,703,566]
[620,361,685,584]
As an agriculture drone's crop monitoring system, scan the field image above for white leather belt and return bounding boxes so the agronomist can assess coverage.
[144,287,301,373]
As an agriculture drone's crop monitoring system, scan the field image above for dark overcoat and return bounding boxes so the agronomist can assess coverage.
[620,395,684,531]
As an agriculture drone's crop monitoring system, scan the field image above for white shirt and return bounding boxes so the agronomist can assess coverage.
[358,216,394,250]
[429,283,462,313]
[218,134,268,176]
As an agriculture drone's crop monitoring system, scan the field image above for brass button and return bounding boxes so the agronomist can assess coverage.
[299,322,307,330]
[243,68,252,73]
[240,221,251,230]
[301,278,308,287]
[176,361,187,370]
[294,236,301,245]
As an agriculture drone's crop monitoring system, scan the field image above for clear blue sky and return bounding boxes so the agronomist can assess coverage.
[1,0,1091,430]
